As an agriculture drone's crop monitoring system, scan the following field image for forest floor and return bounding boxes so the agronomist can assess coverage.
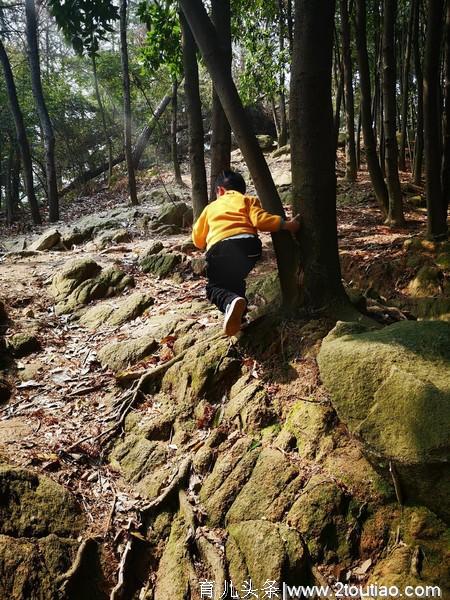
[0,152,448,598]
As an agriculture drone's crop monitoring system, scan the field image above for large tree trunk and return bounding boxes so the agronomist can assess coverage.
[424,0,447,239]
[290,0,346,309]
[171,79,183,185]
[119,0,138,206]
[209,0,232,200]
[340,0,357,181]
[179,0,299,309]
[442,1,450,209]
[0,38,41,224]
[398,0,415,171]
[92,53,113,185]
[180,11,208,220]
[382,0,405,226]
[412,0,424,184]
[25,0,59,222]
[354,0,389,215]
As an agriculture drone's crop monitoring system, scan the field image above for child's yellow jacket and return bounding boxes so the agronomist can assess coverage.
[192,190,282,251]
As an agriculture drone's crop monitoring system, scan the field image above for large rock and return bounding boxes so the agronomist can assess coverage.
[157,202,193,228]
[140,251,182,278]
[51,258,134,315]
[6,332,41,357]
[317,320,450,521]
[256,134,276,151]
[80,292,154,329]
[61,206,140,247]
[97,335,157,372]
[29,228,61,251]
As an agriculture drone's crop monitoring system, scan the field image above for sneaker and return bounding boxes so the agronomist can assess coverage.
[223,297,247,336]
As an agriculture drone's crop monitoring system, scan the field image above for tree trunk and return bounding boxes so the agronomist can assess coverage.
[356,100,362,169]
[354,0,389,214]
[92,52,113,185]
[0,38,41,224]
[340,0,357,181]
[133,93,172,169]
[171,79,183,185]
[382,0,405,226]
[119,0,138,206]
[209,0,232,200]
[424,0,447,239]
[412,0,424,184]
[334,55,344,149]
[25,0,59,222]
[442,0,450,208]
[398,0,415,171]
[277,0,288,147]
[180,11,208,220]
[179,0,299,309]
[290,0,346,309]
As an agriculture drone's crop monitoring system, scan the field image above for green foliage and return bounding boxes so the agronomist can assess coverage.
[48,0,119,55]
[137,0,182,79]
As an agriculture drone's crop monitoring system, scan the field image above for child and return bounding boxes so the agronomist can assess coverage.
[192,170,300,336]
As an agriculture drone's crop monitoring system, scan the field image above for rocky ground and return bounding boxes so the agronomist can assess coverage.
[0,151,449,599]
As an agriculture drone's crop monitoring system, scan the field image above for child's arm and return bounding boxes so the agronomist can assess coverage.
[192,207,209,250]
[247,197,300,233]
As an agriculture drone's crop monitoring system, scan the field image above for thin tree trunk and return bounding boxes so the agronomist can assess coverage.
[25,0,59,221]
[271,97,281,141]
[334,52,344,149]
[340,0,357,181]
[424,0,446,239]
[92,52,113,185]
[180,12,208,218]
[413,0,424,184]
[209,0,232,200]
[442,0,450,209]
[356,100,362,169]
[354,0,389,214]
[286,0,294,56]
[291,0,346,309]
[398,0,415,171]
[277,0,288,147]
[119,0,138,206]
[179,0,299,309]
[6,141,14,224]
[133,93,172,168]
[382,0,405,226]
[0,38,41,224]
[171,79,183,185]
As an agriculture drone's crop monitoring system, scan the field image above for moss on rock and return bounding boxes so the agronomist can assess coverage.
[157,202,193,228]
[318,320,450,521]
[140,251,182,277]
[97,335,157,372]
[80,292,154,329]
[7,332,41,357]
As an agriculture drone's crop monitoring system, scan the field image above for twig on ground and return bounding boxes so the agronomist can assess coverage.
[110,538,135,600]
[141,456,192,515]
[389,460,403,505]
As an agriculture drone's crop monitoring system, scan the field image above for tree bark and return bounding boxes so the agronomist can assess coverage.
[398,0,415,171]
[424,0,447,239]
[340,0,357,181]
[354,0,389,214]
[290,0,346,309]
[92,52,113,185]
[382,0,405,226]
[171,79,183,185]
[180,11,208,220]
[179,0,299,309]
[412,0,424,184]
[132,93,172,169]
[119,0,138,206]
[0,38,41,224]
[209,0,232,200]
[277,0,288,148]
[442,0,450,209]
[25,0,59,221]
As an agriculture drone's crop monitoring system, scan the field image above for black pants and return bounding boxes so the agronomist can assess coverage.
[205,236,263,313]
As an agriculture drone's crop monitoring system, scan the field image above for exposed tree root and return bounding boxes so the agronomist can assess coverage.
[56,537,98,593]
[141,456,192,515]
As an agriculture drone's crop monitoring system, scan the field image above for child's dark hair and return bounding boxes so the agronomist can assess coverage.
[215,170,246,194]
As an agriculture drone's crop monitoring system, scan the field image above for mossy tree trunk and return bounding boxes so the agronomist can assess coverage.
[290,0,347,310]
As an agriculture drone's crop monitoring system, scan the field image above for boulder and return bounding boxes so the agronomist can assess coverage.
[272,166,292,188]
[6,332,41,357]
[223,378,276,433]
[141,251,182,278]
[0,465,84,538]
[29,228,61,251]
[51,259,134,315]
[317,320,450,521]
[190,257,206,276]
[80,292,154,329]
[256,134,276,151]
[157,202,193,228]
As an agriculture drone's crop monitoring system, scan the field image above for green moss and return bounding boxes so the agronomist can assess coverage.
[140,252,182,277]
[7,332,41,357]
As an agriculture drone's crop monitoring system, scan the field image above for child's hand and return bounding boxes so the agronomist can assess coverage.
[282,215,301,233]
